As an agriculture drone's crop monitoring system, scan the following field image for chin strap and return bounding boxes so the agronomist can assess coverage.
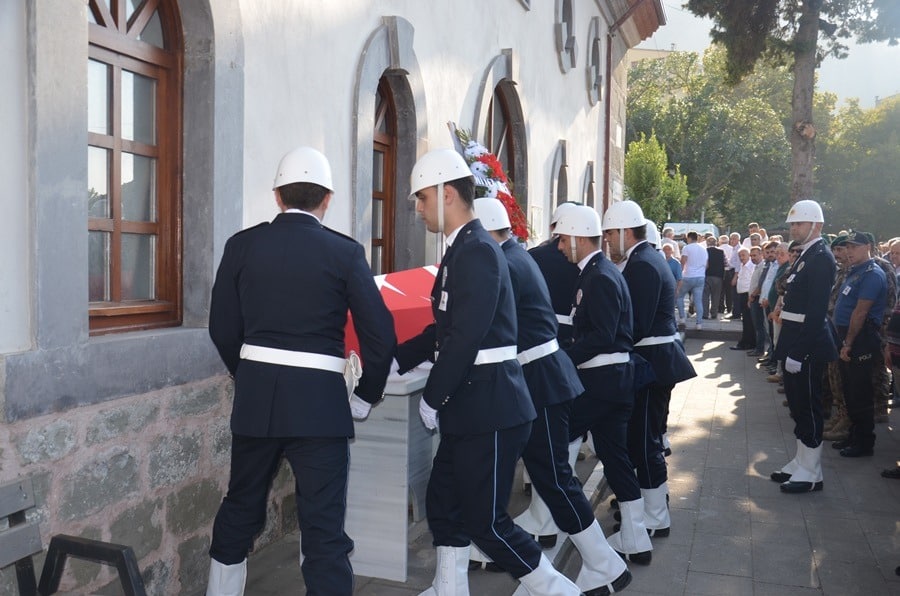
[437,182,446,260]
[619,230,625,259]
[570,236,578,263]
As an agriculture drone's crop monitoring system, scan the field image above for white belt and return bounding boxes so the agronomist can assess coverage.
[434,345,518,366]
[781,311,806,323]
[239,344,346,373]
[635,334,679,347]
[556,314,573,326]
[577,352,630,369]
[517,339,559,366]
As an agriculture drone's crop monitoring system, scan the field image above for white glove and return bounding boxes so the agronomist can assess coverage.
[349,393,372,420]
[785,357,803,374]
[419,397,438,430]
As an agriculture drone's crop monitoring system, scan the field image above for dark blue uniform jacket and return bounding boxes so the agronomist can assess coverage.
[775,238,839,362]
[622,241,695,386]
[565,251,636,402]
[528,240,580,345]
[501,238,584,409]
[209,212,396,438]
[396,220,536,435]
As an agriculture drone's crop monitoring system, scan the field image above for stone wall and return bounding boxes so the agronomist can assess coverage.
[0,376,296,595]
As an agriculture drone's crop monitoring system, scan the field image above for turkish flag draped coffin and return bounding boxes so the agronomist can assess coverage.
[344,265,439,358]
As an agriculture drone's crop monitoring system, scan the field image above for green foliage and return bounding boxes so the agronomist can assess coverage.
[627,47,791,230]
[624,132,689,223]
[687,0,900,86]
[818,96,900,239]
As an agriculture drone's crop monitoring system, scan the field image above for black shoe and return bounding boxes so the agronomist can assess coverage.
[881,467,900,479]
[648,527,670,537]
[537,534,557,548]
[730,345,749,350]
[616,549,652,565]
[664,446,673,457]
[584,568,633,596]
[840,446,874,458]
[747,350,763,357]
[613,510,621,522]
[780,480,823,493]
[832,439,852,450]
[770,471,791,483]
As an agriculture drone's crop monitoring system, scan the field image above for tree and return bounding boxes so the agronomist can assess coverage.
[686,0,900,203]
[624,132,689,223]
[627,47,792,228]
[818,96,900,238]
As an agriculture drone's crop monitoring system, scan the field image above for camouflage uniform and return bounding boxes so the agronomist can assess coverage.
[873,256,897,420]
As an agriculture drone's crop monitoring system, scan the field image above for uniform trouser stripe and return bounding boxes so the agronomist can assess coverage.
[522,404,592,534]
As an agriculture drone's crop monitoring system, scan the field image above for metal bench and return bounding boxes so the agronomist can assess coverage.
[0,478,146,596]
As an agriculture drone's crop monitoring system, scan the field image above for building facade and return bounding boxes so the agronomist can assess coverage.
[0,1,661,593]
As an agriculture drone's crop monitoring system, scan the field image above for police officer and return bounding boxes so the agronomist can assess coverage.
[602,201,695,541]
[769,199,839,493]
[474,198,632,595]
[831,231,888,457]
[207,147,396,595]
[395,149,580,595]
[555,204,655,566]
[529,202,583,346]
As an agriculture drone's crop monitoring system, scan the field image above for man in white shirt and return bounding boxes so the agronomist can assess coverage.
[730,247,757,350]
[676,231,709,330]
[661,227,681,259]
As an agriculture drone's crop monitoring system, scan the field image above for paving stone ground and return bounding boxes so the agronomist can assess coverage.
[247,323,900,595]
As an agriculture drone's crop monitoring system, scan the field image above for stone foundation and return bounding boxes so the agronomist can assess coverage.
[0,375,296,595]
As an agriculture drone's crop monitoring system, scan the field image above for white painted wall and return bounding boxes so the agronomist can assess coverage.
[235,0,612,239]
[0,1,31,354]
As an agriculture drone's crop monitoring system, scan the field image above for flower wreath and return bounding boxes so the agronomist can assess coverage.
[454,128,529,242]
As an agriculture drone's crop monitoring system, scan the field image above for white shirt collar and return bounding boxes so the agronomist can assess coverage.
[445,223,466,247]
[578,249,603,271]
[284,208,321,224]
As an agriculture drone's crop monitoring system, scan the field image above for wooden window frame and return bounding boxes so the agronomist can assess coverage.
[372,79,397,274]
[87,0,182,335]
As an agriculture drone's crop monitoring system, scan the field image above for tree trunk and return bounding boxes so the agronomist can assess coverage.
[790,0,820,202]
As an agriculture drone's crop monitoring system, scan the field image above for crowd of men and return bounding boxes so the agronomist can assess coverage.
[203,143,900,595]
[667,218,900,475]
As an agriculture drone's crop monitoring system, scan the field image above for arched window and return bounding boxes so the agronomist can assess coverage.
[87,0,182,334]
[372,78,397,275]
[483,80,528,212]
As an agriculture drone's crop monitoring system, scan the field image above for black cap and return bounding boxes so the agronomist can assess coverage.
[845,231,873,246]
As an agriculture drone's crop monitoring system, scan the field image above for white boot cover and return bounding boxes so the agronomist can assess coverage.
[468,542,493,564]
[606,498,653,554]
[569,520,628,592]
[515,438,583,537]
[787,443,823,483]
[419,545,471,596]
[518,553,581,596]
[206,558,247,596]
[514,489,557,537]
[641,483,671,532]
[776,439,802,475]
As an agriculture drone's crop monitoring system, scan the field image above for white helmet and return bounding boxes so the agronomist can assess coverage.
[602,200,646,231]
[549,202,582,228]
[474,198,511,231]
[785,199,824,223]
[408,149,472,200]
[272,146,334,191]
[554,205,602,237]
[645,219,661,247]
